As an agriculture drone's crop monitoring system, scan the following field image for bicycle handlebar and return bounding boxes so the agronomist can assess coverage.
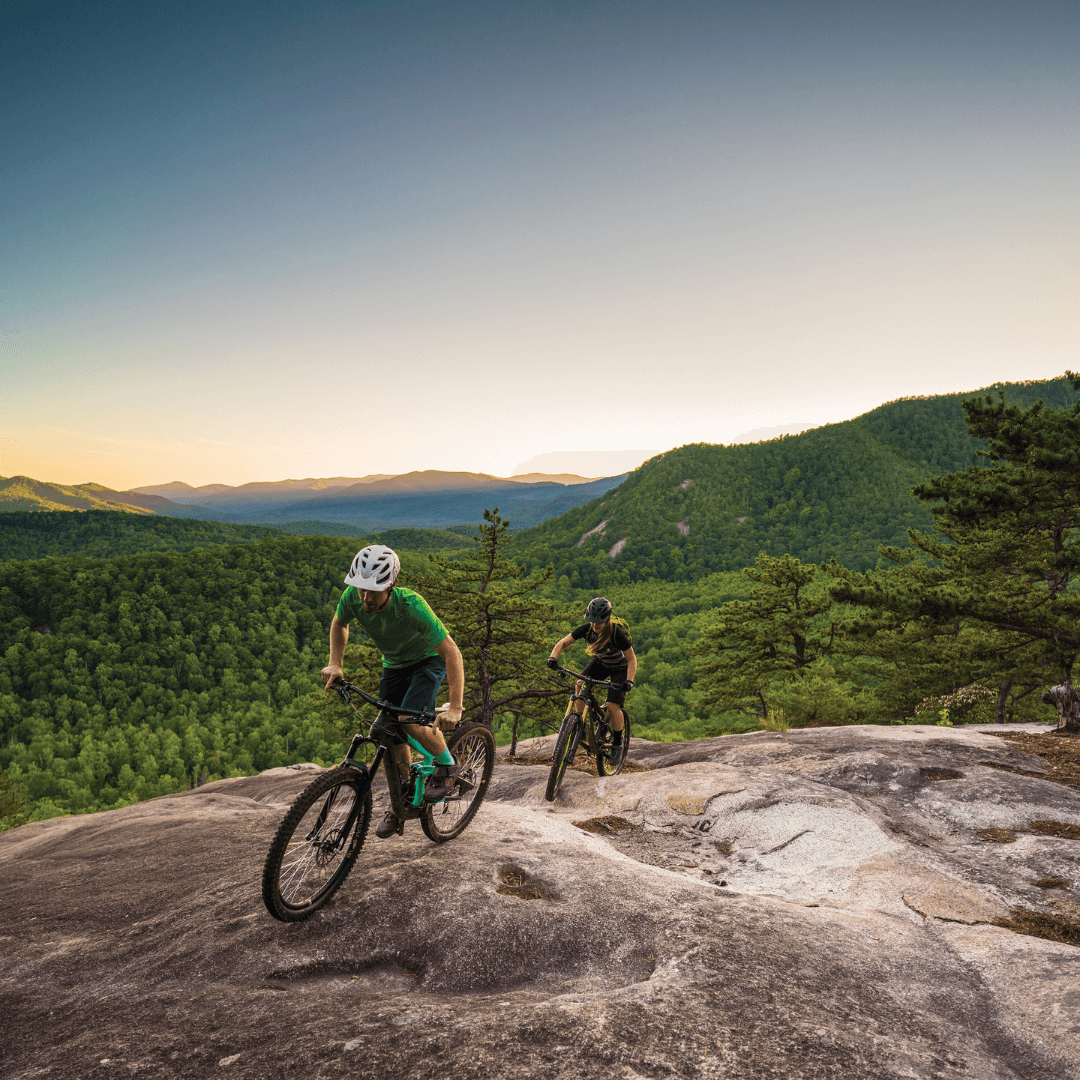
[328,679,437,725]
[550,664,618,690]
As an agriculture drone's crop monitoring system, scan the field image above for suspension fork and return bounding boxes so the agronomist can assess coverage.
[307,739,381,849]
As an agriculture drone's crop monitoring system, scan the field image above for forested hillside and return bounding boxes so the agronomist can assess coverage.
[0,476,203,516]
[511,378,1079,583]
[0,537,392,821]
[0,511,285,560]
[0,511,473,560]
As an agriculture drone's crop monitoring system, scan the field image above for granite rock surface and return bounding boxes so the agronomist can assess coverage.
[1,724,1078,1080]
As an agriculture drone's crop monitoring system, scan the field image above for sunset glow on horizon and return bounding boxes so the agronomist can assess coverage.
[3,1,1077,490]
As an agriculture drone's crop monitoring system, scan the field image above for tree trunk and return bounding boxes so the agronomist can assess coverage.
[510,711,521,757]
[995,682,1011,724]
[1040,682,1080,733]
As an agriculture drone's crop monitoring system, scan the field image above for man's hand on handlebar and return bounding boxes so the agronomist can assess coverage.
[321,663,344,689]
[546,656,560,670]
[435,704,463,731]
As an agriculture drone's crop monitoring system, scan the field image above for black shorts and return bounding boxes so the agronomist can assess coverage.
[581,658,628,708]
[371,655,447,745]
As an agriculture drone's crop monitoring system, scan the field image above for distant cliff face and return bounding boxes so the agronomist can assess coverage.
[1,725,1077,1080]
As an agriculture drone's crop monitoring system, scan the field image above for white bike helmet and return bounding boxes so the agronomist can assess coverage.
[344,544,400,591]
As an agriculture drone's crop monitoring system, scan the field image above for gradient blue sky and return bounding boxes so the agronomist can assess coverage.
[3,0,1077,488]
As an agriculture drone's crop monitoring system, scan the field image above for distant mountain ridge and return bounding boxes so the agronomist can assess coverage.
[0,477,207,517]
[3,470,627,533]
[132,475,395,504]
[232,474,628,530]
[131,470,602,514]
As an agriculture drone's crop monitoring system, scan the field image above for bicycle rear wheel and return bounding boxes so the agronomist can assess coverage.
[544,711,583,802]
[595,709,631,777]
[421,723,495,842]
[262,766,372,922]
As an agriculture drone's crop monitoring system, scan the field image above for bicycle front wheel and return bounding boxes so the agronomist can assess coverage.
[595,708,631,777]
[545,712,583,802]
[262,766,372,922]
[421,723,495,842]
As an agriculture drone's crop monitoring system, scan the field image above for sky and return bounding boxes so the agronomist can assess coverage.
[2,0,1077,489]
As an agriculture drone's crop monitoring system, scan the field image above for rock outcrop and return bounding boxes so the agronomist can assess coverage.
[1,724,1078,1079]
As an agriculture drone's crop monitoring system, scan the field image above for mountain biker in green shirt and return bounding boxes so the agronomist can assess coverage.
[322,544,464,839]
[547,596,636,759]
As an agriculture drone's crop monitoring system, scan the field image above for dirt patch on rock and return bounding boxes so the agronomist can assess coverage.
[991,731,1080,791]
[921,767,965,781]
[506,751,650,776]
[993,908,1080,948]
[1034,877,1070,890]
[1029,819,1080,840]
[977,828,1019,843]
[496,866,558,901]
[572,815,640,835]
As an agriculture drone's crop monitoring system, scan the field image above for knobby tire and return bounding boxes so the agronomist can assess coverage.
[595,709,631,777]
[421,722,495,842]
[545,712,582,802]
[262,765,372,922]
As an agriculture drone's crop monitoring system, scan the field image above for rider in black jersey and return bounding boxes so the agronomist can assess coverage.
[547,597,637,758]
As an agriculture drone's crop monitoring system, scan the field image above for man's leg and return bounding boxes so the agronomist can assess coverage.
[400,720,447,758]
[383,656,452,820]
[374,666,414,838]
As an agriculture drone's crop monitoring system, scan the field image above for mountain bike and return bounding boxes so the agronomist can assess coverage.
[261,680,495,922]
[545,664,631,802]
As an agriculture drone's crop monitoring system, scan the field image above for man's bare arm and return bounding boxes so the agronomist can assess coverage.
[435,635,464,728]
[321,614,350,687]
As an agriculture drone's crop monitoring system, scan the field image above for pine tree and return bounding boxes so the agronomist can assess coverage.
[825,554,1047,723]
[831,374,1080,731]
[690,554,856,723]
[414,509,570,730]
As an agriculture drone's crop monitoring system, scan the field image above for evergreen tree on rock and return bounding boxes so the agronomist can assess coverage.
[414,509,569,730]
[832,374,1080,732]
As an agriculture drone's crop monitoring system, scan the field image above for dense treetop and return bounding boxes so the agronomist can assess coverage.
[0,511,284,559]
[0,511,474,561]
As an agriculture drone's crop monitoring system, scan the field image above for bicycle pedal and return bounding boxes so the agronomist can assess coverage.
[422,778,456,802]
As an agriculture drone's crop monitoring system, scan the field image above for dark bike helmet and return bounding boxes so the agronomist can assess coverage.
[585,596,612,623]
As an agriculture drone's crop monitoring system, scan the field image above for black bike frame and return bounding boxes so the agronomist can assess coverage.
[553,665,618,759]
[331,680,440,831]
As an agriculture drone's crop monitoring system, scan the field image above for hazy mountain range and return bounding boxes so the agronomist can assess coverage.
[0,470,624,531]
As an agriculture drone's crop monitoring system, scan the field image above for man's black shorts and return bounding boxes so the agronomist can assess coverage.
[581,658,629,708]
[371,654,447,745]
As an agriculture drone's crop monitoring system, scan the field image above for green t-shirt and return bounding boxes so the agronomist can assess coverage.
[336,586,448,669]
